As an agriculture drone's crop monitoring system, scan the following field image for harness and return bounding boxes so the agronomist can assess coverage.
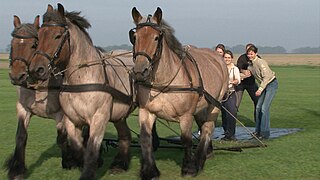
[129,19,221,109]
[33,22,135,106]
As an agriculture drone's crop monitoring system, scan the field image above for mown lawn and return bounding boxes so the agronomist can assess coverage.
[0,65,319,179]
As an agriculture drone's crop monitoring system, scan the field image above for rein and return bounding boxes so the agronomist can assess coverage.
[59,51,135,105]
[130,21,222,109]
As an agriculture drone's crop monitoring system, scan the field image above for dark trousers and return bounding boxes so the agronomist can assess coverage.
[236,83,258,120]
[222,91,237,137]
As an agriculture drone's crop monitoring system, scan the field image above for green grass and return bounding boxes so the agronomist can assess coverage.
[0,65,320,179]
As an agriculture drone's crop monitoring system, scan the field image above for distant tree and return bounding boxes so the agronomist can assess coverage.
[257,46,287,54]
[230,45,245,54]
[292,47,320,54]
[6,44,11,53]
[103,44,132,52]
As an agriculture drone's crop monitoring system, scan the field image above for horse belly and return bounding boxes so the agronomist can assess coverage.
[60,92,112,124]
[147,94,196,122]
[110,101,131,121]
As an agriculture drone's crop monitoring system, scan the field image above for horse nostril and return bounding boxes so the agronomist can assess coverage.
[36,66,46,77]
[18,72,27,81]
[142,68,148,74]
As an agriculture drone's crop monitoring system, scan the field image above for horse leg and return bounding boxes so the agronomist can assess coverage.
[80,113,109,180]
[180,114,197,177]
[62,117,85,169]
[139,108,160,180]
[109,118,132,173]
[152,121,160,152]
[194,109,213,158]
[194,109,214,158]
[54,113,69,169]
[4,102,31,179]
[194,107,219,171]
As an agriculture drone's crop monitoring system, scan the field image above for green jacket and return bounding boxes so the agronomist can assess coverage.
[248,56,276,92]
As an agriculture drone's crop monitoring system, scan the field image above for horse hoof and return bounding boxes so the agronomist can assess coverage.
[62,159,77,169]
[181,169,198,177]
[181,164,198,177]
[11,174,24,180]
[109,167,126,175]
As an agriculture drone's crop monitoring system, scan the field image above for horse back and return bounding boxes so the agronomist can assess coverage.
[187,47,228,100]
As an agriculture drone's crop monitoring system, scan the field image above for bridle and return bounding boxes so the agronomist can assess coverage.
[34,23,70,75]
[129,15,163,69]
[9,33,38,73]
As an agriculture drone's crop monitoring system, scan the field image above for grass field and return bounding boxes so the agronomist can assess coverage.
[1,58,320,179]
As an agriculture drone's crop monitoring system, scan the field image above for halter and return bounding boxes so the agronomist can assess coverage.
[129,15,163,67]
[34,23,70,75]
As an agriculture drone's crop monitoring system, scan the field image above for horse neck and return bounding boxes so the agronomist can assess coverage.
[64,25,104,84]
[153,42,186,85]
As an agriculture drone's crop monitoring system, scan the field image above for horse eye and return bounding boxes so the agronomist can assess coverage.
[55,34,62,39]
[155,36,159,41]
[31,43,37,49]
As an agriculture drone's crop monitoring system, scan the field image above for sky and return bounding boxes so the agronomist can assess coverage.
[1,0,319,52]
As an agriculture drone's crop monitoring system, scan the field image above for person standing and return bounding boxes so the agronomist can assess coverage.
[236,43,258,120]
[247,45,278,139]
[221,50,241,141]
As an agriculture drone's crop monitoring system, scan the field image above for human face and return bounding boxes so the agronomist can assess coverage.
[224,53,232,65]
[247,50,257,61]
[216,48,224,56]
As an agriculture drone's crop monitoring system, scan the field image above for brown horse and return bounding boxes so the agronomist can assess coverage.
[130,7,228,179]
[4,15,76,179]
[28,4,135,179]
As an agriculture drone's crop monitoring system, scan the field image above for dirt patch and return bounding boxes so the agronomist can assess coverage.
[1,53,320,69]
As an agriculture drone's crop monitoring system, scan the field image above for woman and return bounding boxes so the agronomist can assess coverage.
[247,45,278,139]
[221,50,241,141]
[215,43,225,56]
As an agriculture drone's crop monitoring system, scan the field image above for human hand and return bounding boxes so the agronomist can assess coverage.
[244,70,251,77]
[255,90,262,96]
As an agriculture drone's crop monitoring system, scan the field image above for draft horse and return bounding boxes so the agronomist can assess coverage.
[130,7,228,179]
[4,15,71,179]
[29,4,135,179]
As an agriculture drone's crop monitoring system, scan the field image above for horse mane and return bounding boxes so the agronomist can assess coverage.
[159,20,185,59]
[11,23,38,38]
[43,10,92,43]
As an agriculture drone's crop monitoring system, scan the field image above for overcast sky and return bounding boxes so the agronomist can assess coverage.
[1,0,319,52]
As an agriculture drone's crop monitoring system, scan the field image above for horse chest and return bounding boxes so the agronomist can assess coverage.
[21,90,60,117]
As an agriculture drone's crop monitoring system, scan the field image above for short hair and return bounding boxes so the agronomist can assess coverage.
[247,45,258,54]
[224,49,233,58]
[215,43,225,51]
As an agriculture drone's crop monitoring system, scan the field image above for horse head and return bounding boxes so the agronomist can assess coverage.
[130,7,164,82]
[29,3,71,83]
[9,15,39,86]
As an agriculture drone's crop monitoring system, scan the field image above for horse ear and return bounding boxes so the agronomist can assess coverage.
[57,3,65,17]
[13,15,21,28]
[132,7,142,25]
[33,15,40,29]
[153,7,162,24]
[47,4,53,12]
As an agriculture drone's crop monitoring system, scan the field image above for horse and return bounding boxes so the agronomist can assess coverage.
[129,7,228,179]
[28,4,135,179]
[4,15,77,179]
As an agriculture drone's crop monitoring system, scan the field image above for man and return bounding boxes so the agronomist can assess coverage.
[236,43,259,121]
